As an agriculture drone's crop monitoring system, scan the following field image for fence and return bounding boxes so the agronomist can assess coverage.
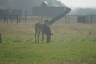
[0,15,96,24]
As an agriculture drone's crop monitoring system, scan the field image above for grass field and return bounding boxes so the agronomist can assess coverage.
[0,23,96,64]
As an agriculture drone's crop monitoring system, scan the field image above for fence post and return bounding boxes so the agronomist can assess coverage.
[0,33,2,43]
[25,10,28,24]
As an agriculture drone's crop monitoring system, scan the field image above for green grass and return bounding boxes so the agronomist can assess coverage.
[0,23,96,64]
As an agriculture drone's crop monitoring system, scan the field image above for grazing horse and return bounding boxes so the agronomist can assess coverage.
[35,20,52,43]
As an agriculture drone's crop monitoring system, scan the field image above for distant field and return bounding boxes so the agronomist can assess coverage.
[0,22,96,64]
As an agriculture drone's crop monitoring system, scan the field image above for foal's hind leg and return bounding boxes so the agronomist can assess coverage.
[37,31,40,44]
[35,32,40,44]
[35,32,37,43]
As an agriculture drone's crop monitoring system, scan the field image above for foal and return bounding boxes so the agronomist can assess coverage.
[35,20,52,43]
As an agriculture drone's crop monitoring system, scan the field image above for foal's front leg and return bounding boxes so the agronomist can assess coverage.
[41,32,44,42]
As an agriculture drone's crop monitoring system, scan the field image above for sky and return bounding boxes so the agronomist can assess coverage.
[58,0,96,8]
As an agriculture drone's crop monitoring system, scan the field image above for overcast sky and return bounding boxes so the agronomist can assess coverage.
[58,0,96,8]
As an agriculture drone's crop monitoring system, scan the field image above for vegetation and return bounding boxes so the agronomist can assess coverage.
[0,23,96,64]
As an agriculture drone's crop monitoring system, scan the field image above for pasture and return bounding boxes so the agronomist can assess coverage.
[0,21,96,64]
